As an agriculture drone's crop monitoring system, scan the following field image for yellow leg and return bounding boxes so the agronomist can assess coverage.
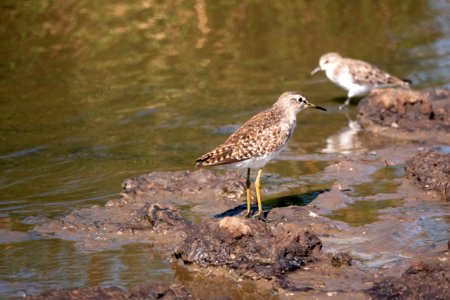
[245,168,251,217]
[254,168,263,218]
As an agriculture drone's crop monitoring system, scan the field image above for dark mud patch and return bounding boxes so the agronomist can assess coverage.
[367,259,450,300]
[174,216,322,288]
[25,282,192,300]
[405,150,450,200]
[357,88,450,144]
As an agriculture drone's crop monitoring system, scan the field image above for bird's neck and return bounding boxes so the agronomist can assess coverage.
[276,106,297,128]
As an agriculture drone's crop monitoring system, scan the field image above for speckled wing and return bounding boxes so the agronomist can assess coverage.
[196,108,289,167]
[343,58,407,87]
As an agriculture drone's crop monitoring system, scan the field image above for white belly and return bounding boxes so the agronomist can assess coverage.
[230,146,286,170]
[326,67,372,97]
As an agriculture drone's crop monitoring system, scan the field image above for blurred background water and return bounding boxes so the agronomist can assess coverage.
[0,0,449,297]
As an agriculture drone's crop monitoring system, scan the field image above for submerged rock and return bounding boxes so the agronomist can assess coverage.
[367,260,450,300]
[25,282,192,300]
[405,150,450,200]
[174,216,322,282]
[357,88,450,143]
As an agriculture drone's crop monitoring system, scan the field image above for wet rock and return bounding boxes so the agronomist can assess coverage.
[367,260,450,299]
[405,150,450,200]
[173,216,322,281]
[25,282,192,300]
[357,88,450,143]
[331,252,352,267]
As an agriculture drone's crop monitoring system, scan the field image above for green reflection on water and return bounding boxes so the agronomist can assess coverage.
[325,199,404,227]
[351,165,406,196]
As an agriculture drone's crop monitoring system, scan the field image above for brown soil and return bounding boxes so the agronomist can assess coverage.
[405,150,450,200]
[118,169,245,210]
[357,88,450,143]
[367,259,450,300]
[174,217,322,286]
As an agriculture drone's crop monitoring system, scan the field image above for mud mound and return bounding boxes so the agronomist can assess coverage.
[357,88,450,143]
[405,150,450,200]
[34,169,245,250]
[25,283,192,300]
[34,202,191,251]
[117,169,244,207]
[367,260,450,300]
[174,216,322,281]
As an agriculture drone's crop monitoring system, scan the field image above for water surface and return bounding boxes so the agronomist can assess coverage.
[1,0,450,297]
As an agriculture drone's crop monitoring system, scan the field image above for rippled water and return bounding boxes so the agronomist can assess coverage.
[1,0,450,297]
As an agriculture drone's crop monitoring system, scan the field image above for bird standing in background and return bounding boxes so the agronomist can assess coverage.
[196,91,326,219]
[311,52,410,110]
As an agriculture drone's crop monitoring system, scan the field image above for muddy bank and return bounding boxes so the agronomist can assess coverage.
[174,216,322,287]
[367,258,450,300]
[118,169,244,210]
[33,169,243,251]
[29,144,450,298]
[25,282,192,300]
[405,150,450,200]
[29,138,450,298]
[357,88,450,144]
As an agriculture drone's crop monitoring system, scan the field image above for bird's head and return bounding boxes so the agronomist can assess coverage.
[311,52,342,75]
[275,91,327,114]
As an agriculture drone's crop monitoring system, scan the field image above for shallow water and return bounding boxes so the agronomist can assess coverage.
[1,0,450,297]
[325,198,404,227]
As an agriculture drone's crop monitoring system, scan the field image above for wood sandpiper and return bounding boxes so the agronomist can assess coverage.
[196,91,327,219]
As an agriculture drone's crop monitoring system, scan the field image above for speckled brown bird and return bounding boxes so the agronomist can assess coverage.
[311,52,410,110]
[196,91,326,219]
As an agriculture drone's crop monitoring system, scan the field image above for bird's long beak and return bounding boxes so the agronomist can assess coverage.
[311,66,321,75]
[307,102,327,111]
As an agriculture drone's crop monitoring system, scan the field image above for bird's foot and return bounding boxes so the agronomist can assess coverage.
[243,210,251,218]
[338,103,349,110]
[339,98,351,110]
[253,211,269,222]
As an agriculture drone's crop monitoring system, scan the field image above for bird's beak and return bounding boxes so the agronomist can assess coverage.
[311,66,321,75]
[307,102,327,111]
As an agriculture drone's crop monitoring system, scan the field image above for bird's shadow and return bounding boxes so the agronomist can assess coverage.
[213,189,330,219]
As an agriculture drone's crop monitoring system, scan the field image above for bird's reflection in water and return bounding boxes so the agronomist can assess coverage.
[322,113,365,154]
